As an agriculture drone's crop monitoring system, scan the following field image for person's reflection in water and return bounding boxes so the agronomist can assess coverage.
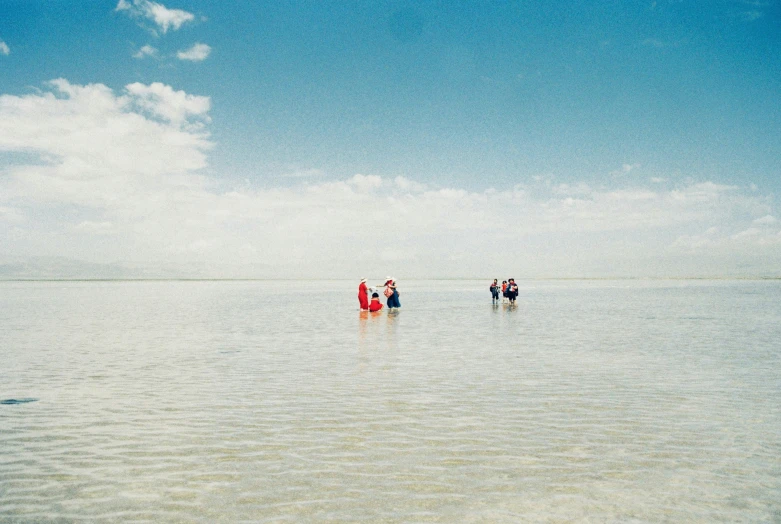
[358,310,370,341]
[357,310,371,373]
[384,306,400,355]
[357,303,395,373]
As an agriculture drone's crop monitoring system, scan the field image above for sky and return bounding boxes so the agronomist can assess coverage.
[1,0,780,278]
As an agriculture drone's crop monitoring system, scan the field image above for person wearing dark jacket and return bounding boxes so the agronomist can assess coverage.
[490,279,500,303]
[506,278,519,304]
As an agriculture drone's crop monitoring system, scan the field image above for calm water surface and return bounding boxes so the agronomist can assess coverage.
[1,279,780,522]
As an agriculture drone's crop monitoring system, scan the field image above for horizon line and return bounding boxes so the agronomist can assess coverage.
[2,276,780,283]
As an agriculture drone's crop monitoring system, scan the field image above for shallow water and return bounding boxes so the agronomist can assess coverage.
[1,279,780,522]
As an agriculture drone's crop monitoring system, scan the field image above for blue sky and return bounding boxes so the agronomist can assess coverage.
[1,1,780,278]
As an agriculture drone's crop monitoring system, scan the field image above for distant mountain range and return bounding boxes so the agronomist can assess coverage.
[0,256,281,280]
[1,255,778,281]
[0,256,161,280]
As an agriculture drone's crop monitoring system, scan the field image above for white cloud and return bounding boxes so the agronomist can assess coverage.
[0,79,779,278]
[75,221,114,234]
[732,227,761,239]
[0,40,9,56]
[133,44,158,59]
[177,43,211,62]
[125,82,210,126]
[346,174,383,193]
[670,232,715,251]
[393,176,427,193]
[0,206,23,223]
[753,214,777,225]
[670,182,738,202]
[552,182,592,196]
[116,0,195,34]
[0,79,211,211]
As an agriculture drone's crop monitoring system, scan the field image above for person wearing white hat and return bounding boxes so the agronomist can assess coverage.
[382,277,393,301]
[384,277,401,309]
[358,278,369,311]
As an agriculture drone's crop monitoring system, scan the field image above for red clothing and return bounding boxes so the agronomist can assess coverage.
[369,299,383,312]
[358,282,369,309]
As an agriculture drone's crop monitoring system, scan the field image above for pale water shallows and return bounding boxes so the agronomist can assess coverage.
[1,279,780,522]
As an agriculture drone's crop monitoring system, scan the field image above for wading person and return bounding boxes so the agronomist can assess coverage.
[490,279,500,303]
[385,278,401,309]
[507,278,519,305]
[369,292,384,312]
[358,278,369,311]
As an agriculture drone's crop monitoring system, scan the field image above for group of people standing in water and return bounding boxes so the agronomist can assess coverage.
[358,277,400,312]
[358,278,519,310]
[490,278,519,304]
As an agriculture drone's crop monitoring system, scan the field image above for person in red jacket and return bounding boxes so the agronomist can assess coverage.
[358,278,369,310]
[369,292,384,312]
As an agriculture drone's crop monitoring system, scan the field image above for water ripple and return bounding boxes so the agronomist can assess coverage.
[1,279,780,521]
